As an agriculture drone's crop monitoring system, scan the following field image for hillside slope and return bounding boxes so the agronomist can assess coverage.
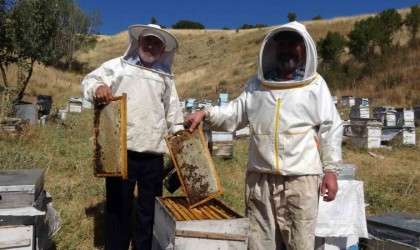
[23,8,418,109]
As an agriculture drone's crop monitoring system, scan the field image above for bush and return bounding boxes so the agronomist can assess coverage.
[287,12,297,22]
[172,20,205,29]
[312,15,322,20]
[317,31,346,66]
[348,9,402,60]
[405,5,420,42]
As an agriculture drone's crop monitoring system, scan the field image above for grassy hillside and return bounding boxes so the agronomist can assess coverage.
[16,8,417,109]
[1,9,419,250]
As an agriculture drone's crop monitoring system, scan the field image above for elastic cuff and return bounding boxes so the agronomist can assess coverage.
[322,163,341,175]
[203,107,212,122]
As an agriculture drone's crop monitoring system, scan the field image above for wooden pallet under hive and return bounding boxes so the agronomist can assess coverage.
[152,197,249,250]
[93,94,127,179]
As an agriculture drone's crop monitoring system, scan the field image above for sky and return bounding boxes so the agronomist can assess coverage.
[76,0,420,35]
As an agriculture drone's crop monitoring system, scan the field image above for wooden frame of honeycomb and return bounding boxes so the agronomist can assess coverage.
[93,94,127,179]
[165,126,224,208]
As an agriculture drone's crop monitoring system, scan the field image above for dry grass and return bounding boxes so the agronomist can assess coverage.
[1,113,418,250]
[343,143,420,216]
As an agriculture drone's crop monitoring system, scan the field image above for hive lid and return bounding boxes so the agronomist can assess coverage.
[0,169,44,191]
[165,126,224,208]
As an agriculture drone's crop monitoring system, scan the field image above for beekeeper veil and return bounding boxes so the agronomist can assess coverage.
[124,24,179,76]
[258,21,318,88]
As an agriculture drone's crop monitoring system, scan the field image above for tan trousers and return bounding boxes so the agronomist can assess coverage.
[245,173,320,250]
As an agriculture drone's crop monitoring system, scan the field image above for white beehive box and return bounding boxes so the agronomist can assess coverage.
[341,96,355,107]
[210,141,234,158]
[0,225,34,250]
[350,119,383,149]
[355,98,369,107]
[402,127,416,146]
[152,197,249,250]
[0,169,44,209]
[396,108,415,127]
[67,97,83,113]
[349,105,370,119]
[372,106,397,126]
[209,131,234,158]
[331,96,338,105]
[210,131,233,142]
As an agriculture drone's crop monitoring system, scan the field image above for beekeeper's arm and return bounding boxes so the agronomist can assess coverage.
[185,89,249,133]
[81,59,119,102]
[317,81,343,202]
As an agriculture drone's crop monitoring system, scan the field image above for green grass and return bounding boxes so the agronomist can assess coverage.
[1,109,419,249]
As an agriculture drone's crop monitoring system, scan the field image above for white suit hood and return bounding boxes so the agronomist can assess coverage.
[124,24,179,76]
[203,21,342,175]
[258,21,318,88]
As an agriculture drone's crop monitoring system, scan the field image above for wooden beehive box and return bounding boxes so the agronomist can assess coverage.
[0,169,44,209]
[93,94,127,179]
[152,197,249,250]
[0,225,34,250]
[165,126,223,208]
[366,211,420,248]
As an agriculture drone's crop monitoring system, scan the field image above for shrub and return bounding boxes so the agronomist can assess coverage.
[172,20,205,29]
[287,12,297,22]
[317,31,346,66]
[348,9,402,60]
[405,5,420,42]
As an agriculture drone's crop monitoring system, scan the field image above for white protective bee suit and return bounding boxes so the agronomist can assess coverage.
[81,25,184,154]
[81,24,183,249]
[204,22,343,250]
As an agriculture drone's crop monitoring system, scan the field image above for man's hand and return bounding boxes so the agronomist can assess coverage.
[184,110,206,133]
[95,85,115,103]
[321,172,338,202]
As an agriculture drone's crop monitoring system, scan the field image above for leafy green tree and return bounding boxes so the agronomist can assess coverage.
[317,31,346,66]
[255,24,268,28]
[0,0,97,115]
[55,0,100,70]
[348,9,402,61]
[287,12,297,22]
[405,5,420,42]
[151,17,157,24]
[377,8,402,48]
[238,24,254,29]
[172,20,205,29]
[348,17,379,60]
[312,15,322,20]
[2,0,63,105]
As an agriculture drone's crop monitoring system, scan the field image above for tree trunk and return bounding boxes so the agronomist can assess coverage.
[15,59,35,103]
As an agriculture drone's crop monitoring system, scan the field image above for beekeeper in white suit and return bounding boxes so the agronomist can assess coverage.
[82,24,183,250]
[185,21,343,250]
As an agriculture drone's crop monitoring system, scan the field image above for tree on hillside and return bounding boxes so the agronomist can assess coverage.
[405,5,420,43]
[348,9,402,61]
[317,31,346,67]
[348,17,379,60]
[255,24,268,28]
[55,0,100,70]
[151,17,157,24]
[312,15,322,20]
[0,0,96,116]
[287,12,297,22]
[377,9,402,49]
[172,20,204,29]
[238,23,254,29]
